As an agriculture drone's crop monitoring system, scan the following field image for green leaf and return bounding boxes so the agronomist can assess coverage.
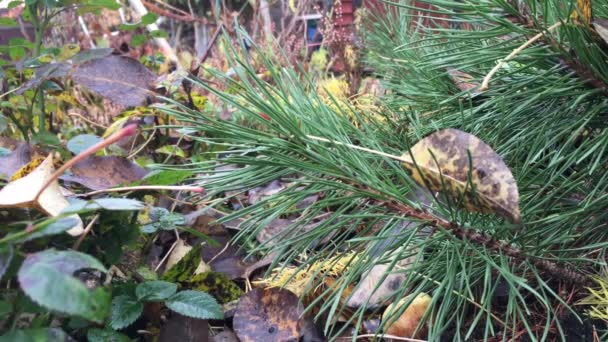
[0,300,12,318]
[63,198,144,213]
[135,280,177,301]
[118,23,140,32]
[0,245,13,281]
[155,145,186,158]
[141,13,158,25]
[0,114,8,134]
[9,46,26,61]
[17,250,110,323]
[150,30,168,38]
[31,131,61,147]
[67,134,102,155]
[165,290,223,319]
[0,18,18,26]
[135,169,193,186]
[87,328,130,342]
[131,34,147,47]
[3,217,81,244]
[0,328,69,342]
[8,1,23,9]
[109,295,143,330]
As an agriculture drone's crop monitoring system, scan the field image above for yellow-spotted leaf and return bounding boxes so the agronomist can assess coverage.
[572,0,592,24]
[0,155,83,235]
[401,129,520,223]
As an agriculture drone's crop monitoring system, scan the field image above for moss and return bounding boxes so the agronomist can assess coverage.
[162,244,202,283]
[187,272,243,304]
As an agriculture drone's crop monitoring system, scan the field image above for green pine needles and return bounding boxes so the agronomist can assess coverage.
[160,0,608,340]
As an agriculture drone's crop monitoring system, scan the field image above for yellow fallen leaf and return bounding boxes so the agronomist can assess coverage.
[0,155,83,236]
[383,292,431,339]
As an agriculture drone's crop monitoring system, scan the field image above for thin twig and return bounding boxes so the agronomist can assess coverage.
[480,22,562,91]
[154,239,179,272]
[67,112,108,129]
[128,129,156,158]
[306,135,409,163]
[76,185,204,197]
[72,214,99,250]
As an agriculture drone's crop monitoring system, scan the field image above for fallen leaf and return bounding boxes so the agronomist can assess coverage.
[72,55,156,107]
[233,288,305,342]
[0,155,83,235]
[593,19,608,44]
[382,292,432,339]
[61,156,147,190]
[0,143,35,180]
[447,67,480,95]
[159,313,209,342]
[213,329,239,342]
[401,128,520,223]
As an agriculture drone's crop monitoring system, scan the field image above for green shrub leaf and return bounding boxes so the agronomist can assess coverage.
[135,281,177,301]
[110,295,143,330]
[67,134,102,155]
[17,250,110,323]
[165,290,223,319]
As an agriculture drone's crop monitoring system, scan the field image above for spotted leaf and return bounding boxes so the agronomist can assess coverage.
[401,129,520,223]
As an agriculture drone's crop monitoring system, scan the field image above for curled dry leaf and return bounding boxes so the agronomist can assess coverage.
[382,292,432,339]
[233,287,305,342]
[401,128,520,223]
[0,155,83,235]
[73,55,156,108]
[61,156,147,191]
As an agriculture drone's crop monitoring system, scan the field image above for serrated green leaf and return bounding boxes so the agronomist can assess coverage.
[165,290,223,319]
[67,134,102,154]
[0,328,69,342]
[0,245,13,281]
[131,34,147,47]
[135,280,177,301]
[141,13,158,25]
[87,328,130,342]
[17,250,110,323]
[110,295,143,330]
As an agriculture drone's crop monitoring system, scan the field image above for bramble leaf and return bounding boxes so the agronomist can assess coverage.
[17,250,110,323]
[135,281,177,301]
[110,295,143,330]
[165,290,223,320]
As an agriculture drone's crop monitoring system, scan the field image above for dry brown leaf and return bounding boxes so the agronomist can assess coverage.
[0,143,36,180]
[60,156,147,190]
[593,19,608,44]
[72,55,156,107]
[233,288,305,342]
[447,67,481,95]
[401,128,520,223]
[0,155,83,235]
[383,292,432,339]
